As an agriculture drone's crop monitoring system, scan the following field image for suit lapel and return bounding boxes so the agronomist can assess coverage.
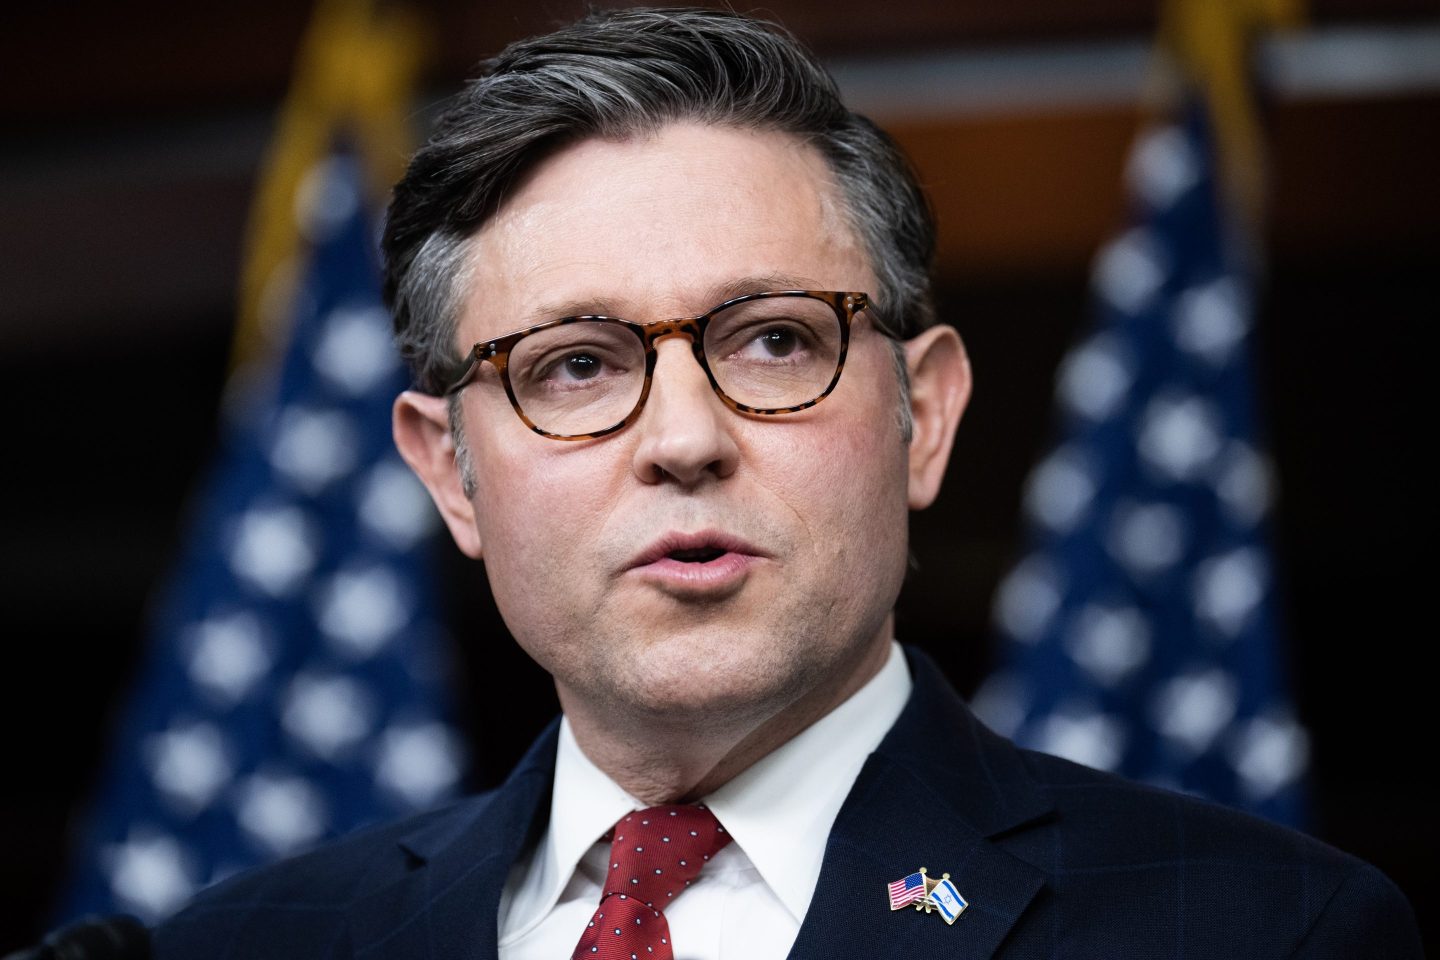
[345,721,560,960]
[338,649,1050,959]
[787,649,1053,960]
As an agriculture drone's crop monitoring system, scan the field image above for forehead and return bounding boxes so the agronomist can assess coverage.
[456,123,874,343]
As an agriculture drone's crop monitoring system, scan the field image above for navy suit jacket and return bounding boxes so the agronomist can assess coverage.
[155,648,1423,958]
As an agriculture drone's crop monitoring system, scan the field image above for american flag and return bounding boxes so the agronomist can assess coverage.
[56,153,467,924]
[888,870,928,910]
[972,102,1308,827]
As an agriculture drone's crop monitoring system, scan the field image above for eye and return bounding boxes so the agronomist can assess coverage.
[752,327,800,358]
[726,319,817,363]
[535,349,618,385]
[559,352,602,381]
[528,344,633,389]
[511,320,641,396]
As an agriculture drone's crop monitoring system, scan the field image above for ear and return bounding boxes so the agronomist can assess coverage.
[903,324,971,510]
[392,390,484,559]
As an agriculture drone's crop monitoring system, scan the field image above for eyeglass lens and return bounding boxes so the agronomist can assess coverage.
[506,295,844,436]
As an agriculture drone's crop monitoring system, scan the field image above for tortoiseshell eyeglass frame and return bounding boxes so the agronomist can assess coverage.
[441,290,869,441]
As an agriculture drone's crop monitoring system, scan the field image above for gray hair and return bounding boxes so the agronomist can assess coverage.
[382,7,937,481]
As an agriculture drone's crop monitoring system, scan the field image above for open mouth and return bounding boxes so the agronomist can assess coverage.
[627,531,765,591]
[667,546,727,563]
[629,531,767,572]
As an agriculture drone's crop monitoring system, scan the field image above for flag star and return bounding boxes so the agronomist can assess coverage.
[295,155,361,242]
[1136,392,1225,482]
[968,672,1029,739]
[228,505,319,597]
[995,555,1064,642]
[1151,669,1239,755]
[184,613,273,705]
[373,722,465,809]
[104,830,198,923]
[1125,125,1200,210]
[144,720,234,814]
[355,457,437,546]
[1212,442,1273,526]
[1063,604,1152,687]
[281,672,376,760]
[313,303,398,396]
[268,406,360,494]
[1107,500,1186,577]
[1093,228,1167,316]
[1058,333,1134,422]
[315,565,409,659]
[1024,445,1098,533]
[1171,277,1249,367]
[1229,711,1310,799]
[235,771,328,855]
[1192,547,1268,637]
[1030,703,1126,772]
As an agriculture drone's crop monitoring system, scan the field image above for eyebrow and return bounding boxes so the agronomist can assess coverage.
[517,274,824,328]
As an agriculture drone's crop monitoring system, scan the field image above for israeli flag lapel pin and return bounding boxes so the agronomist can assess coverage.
[885,867,968,924]
[926,873,968,925]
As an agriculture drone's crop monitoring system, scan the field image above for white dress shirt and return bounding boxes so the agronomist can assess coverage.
[498,641,912,960]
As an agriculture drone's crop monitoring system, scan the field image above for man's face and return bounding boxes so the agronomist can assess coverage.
[431,124,923,730]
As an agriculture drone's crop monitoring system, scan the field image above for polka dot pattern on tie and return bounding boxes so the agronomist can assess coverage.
[570,804,731,960]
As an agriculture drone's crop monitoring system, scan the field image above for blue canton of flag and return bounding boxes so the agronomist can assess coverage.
[58,154,466,924]
[973,104,1308,827]
[888,870,928,910]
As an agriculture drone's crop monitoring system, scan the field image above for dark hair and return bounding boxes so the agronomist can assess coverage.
[382,6,937,398]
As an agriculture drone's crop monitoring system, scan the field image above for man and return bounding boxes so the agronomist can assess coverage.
[155,8,1421,958]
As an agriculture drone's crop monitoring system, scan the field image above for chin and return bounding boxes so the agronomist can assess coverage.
[601,630,826,722]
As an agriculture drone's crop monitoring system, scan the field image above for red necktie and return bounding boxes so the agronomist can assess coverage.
[570,804,732,960]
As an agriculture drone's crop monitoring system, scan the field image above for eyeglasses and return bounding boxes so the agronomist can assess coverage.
[444,290,869,440]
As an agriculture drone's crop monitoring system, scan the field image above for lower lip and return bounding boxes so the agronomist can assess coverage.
[629,552,758,593]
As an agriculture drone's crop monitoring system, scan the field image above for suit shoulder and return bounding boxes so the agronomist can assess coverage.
[1009,749,1421,956]
[152,791,502,957]
[1289,858,1425,958]
[1016,747,1344,867]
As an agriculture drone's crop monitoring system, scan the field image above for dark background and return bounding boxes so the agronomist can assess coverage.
[2,0,1435,953]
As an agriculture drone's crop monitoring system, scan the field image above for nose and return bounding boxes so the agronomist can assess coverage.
[630,335,740,486]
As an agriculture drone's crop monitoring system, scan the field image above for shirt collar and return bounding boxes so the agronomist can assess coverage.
[501,716,642,943]
[501,641,911,937]
[702,641,911,921]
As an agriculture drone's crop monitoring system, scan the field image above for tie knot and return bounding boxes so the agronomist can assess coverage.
[602,804,731,909]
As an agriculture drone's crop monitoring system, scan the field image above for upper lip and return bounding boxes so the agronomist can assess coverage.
[627,529,768,568]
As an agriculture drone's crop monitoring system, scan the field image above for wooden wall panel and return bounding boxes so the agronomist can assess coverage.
[891,110,1139,277]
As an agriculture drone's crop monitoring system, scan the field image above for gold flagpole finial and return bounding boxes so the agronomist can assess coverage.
[233,0,428,372]
[1154,0,1306,231]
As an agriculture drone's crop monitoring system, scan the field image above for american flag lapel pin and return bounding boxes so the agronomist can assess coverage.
[886,867,968,924]
[886,867,930,910]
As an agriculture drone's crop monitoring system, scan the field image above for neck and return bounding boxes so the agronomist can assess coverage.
[558,630,893,805]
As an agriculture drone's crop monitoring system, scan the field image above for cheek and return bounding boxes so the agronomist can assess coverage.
[761,384,910,564]
[474,437,613,535]
[821,372,911,569]
[471,443,625,603]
